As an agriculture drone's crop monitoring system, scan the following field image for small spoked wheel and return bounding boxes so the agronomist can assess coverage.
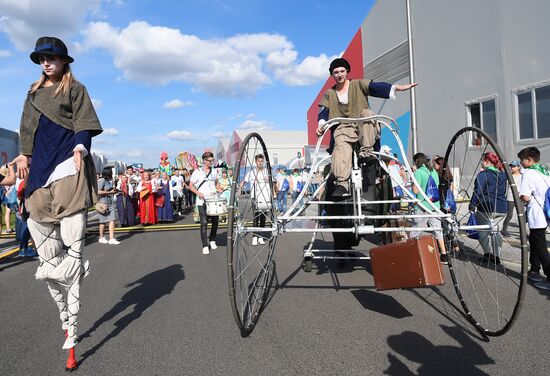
[443,127,528,336]
[227,133,278,336]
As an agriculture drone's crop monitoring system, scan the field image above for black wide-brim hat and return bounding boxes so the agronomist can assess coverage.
[30,36,74,64]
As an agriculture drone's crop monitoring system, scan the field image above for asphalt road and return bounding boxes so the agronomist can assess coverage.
[1,217,549,376]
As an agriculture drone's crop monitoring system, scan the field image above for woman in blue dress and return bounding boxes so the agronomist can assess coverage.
[157,171,174,222]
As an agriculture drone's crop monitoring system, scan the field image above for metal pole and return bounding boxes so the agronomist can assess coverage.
[406,0,418,155]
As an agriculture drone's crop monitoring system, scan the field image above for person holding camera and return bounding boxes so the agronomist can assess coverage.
[97,167,120,244]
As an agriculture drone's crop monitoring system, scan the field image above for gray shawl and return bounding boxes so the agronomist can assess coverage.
[19,80,103,155]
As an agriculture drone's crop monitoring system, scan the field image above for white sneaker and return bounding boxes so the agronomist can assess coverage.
[258,237,265,245]
[252,237,258,246]
[98,237,108,244]
[202,246,210,255]
[62,335,77,350]
[210,241,217,250]
[108,238,120,245]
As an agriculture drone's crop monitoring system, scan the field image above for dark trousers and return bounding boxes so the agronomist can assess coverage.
[16,217,31,249]
[528,227,550,279]
[198,204,219,247]
[253,210,267,238]
[183,188,191,208]
[172,194,183,212]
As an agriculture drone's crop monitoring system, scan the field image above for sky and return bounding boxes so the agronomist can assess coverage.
[0,0,375,167]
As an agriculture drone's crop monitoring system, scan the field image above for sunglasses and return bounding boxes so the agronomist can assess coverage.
[205,159,214,162]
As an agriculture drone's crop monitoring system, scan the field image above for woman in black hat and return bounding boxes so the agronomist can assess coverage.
[11,36,103,368]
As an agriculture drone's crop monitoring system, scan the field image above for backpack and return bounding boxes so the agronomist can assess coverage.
[296,180,304,193]
[425,174,440,202]
[443,189,457,213]
[281,178,289,192]
[466,212,479,239]
[544,186,550,224]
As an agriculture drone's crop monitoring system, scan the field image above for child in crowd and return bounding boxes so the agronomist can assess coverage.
[410,153,448,264]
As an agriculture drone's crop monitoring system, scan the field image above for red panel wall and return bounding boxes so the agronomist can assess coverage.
[306,28,364,145]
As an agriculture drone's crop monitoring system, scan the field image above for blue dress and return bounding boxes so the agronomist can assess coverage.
[156,180,174,222]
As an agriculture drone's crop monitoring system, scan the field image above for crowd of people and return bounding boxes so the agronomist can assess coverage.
[381,146,550,291]
[4,36,549,371]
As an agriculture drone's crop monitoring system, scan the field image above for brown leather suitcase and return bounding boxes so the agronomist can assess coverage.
[369,236,444,291]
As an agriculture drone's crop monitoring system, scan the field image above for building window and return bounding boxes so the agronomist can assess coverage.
[467,98,497,146]
[516,83,550,140]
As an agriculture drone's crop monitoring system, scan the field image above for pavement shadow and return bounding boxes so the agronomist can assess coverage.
[277,263,377,291]
[241,260,279,338]
[78,264,185,364]
[215,231,228,247]
[408,287,489,341]
[351,289,413,318]
[384,325,495,375]
[0,256,35,272]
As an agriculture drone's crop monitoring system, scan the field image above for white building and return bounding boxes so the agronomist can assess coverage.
[215,138,230,161]
[226,130,307,168]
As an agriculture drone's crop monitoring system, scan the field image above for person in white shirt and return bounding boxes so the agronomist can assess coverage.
[170,169,185,215]
[188,152,221,255]
[381,145,406,197]
[518,147,550,290]
[242,154,272,246]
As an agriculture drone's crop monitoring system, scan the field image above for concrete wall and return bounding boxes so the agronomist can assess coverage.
[360,0,550,162]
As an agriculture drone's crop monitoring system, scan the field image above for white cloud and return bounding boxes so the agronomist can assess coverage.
[167,130,194,140]
[211,131,228,138]
[92,148,142,160]
[0,0,101,51]
[81,21,333,95]
[163,99,195,109]
[93,138,114,145]
[91,98,103,109]
[102,127,119,136]
[230,113,256,120]
[0,49,11,58]
[127,150,143,158]
[238,120,274,131]
[269,53,339,86]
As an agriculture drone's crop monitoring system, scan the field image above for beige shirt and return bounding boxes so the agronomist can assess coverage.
[319,79,372,120]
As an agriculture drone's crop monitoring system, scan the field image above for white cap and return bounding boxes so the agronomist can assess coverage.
[380,145,392,155]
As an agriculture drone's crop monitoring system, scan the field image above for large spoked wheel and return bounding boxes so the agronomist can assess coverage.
[443,127,528,336]
[227,133,278,336]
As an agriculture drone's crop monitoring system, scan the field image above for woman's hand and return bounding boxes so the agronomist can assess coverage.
[74,150,83,172]
[316,119,326,137]
[395,83,418,92]
[11,154,30,179]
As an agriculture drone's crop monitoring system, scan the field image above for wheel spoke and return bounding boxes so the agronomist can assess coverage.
[444,127,527,336]
[227,133,277,334]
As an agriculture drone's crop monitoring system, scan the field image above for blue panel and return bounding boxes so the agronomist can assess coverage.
[380,111,411,161]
